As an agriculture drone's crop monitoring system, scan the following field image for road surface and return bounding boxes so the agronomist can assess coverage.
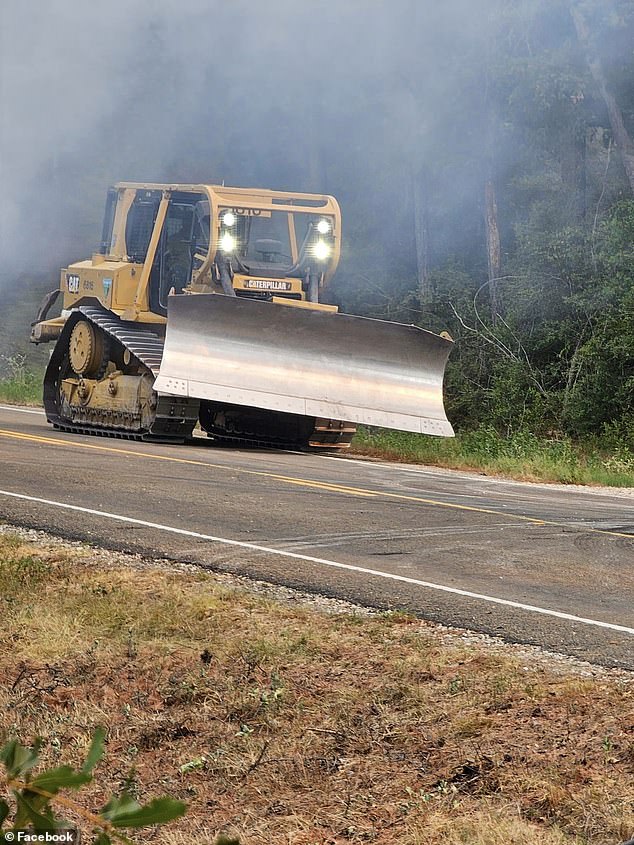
[0,404,632,668]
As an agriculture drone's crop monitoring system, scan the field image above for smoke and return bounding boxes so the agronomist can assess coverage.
[0,0,500,293]
[0,0,208,276]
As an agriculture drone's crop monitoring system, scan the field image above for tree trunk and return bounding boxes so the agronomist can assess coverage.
[571,3,634,194]
[482,3,503,325]
[484,178,502,324]
[560,120,587,224]
[413,168,432,303]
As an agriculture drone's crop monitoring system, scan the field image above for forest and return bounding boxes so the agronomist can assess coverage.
[1,0,633,459]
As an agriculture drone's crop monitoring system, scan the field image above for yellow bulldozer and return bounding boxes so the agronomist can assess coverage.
[30,182,454,449]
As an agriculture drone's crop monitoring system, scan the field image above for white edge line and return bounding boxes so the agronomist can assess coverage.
[1,487,633,637]
[318,453,634,501]
[317,453,443,476]
[0,405,44,416]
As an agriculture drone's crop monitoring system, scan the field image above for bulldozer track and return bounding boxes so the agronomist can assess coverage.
[44,307,199,443]
[76,305,165,375]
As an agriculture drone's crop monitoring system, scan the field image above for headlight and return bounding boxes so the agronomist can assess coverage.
[316,218,331,235]
[222,211,236,227]
[220,232,236,253]
[312,240,331,261]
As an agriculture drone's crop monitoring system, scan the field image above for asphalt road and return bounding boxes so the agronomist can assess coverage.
[0,404,633,668]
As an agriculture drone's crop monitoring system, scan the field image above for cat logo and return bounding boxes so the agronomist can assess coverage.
[66,274,80,294]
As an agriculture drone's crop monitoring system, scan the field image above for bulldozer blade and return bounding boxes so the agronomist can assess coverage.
[154,294,454,437]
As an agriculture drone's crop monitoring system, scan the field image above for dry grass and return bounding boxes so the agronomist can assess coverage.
[0,533,633,844]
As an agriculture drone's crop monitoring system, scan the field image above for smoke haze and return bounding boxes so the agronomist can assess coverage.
[1,0,492,279]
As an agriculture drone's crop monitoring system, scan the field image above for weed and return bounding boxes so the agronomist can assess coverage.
[0,731,186,843]
[0,354,42,406]
[448,676,464,695]
[179,756,207,775]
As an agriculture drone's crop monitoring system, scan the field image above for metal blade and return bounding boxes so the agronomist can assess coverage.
[154,294,454,437]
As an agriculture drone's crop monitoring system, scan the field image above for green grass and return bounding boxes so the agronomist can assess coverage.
[351,426,634,487]
[0,373,42,405]
[0,355,43,406]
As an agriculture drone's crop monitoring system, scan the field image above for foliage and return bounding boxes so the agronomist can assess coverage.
[421,199,634,445]
[0,355,42,406]
[352,425,634,487]
[0,732,186,844]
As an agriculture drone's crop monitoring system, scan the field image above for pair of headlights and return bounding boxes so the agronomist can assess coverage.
[312,218,333,260]
[218,213,332,260]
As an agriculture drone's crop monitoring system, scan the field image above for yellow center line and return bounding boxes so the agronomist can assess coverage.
[0,427,631,539]
[0,428,375,498]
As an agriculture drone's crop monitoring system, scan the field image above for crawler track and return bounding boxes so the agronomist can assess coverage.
[44,306,199,443]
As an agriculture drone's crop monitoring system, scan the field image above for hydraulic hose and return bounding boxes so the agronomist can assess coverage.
[218,260,237,296]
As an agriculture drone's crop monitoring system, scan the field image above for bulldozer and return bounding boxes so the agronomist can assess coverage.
[30,182,454,449]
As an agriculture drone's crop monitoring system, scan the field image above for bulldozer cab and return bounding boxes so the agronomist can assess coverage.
[113,189,203,315]
[154,200,197,311]
[97,183,342,314]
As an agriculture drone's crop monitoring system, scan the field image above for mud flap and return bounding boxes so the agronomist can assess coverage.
[154,294,454,437]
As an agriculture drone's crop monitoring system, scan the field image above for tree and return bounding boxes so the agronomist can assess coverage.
[570,1,634,193]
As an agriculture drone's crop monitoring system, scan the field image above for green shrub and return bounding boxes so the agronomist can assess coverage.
[0,732,186,844]
[0,355,42,406]
[352,426,634,487]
